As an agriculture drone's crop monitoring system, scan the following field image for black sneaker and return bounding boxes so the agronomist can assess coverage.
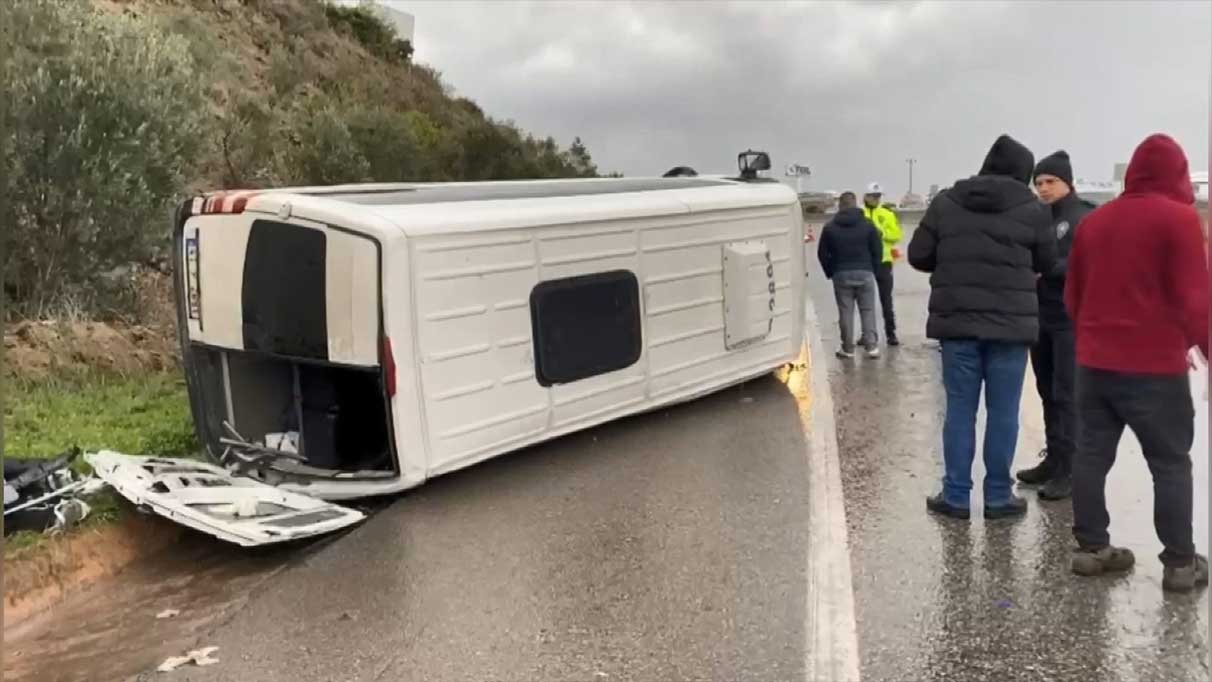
[887,333,900,347]
[985,495,1028,520]
[1039,474,1071,501]
[1016,450,1058,485]
[926,493,970,520]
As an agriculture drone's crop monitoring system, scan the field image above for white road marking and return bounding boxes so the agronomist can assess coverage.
[802,296,862,682]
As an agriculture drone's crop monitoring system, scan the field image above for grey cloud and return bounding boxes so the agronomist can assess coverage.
[396,0,1209,197]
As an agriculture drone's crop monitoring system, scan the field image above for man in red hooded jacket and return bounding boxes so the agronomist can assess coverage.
[1064,133,1209,592]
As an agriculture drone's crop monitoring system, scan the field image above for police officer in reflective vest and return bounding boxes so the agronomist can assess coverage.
[862,182,903,345]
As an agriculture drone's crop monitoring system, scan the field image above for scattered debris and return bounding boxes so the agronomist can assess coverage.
[51,498,92,533]
[4,448,106,536]
[264,431,299,455]
[155,609,181,620]
[218,421,305,475]
[157,646,220,673]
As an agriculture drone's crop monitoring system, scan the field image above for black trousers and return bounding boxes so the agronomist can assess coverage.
[1030,326,1076,472]
[875,262,896,336]
[1072,366,1195,566]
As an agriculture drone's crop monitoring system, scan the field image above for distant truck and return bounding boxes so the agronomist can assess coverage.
[797,191,837,215]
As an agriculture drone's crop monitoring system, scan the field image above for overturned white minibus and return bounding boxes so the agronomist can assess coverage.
[164,161,805,512]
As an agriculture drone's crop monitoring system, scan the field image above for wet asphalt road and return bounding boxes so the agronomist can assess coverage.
[805,221,1210,682]
[6,369,817,682]
[9,219,1211,682]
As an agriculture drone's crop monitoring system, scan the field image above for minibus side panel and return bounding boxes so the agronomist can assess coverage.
[411,202,802,477]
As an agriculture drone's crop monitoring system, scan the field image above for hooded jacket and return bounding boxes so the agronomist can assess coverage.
[1064,134,1209,374]
[1037,191,1097,330]
[817,207,883,278]
[907,135,1056,342]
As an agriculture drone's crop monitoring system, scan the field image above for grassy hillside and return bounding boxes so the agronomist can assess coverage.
[4,0,607,321]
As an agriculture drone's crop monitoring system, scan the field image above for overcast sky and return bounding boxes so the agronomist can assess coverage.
[394,0,1209,197]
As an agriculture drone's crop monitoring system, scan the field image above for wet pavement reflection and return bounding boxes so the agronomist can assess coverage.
[806,224,1210,682]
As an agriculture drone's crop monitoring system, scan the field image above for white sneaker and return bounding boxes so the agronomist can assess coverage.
[865,347,881,358]
[836,349,855,359]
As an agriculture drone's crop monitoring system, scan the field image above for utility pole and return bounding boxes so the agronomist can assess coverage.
[905,158,917,195]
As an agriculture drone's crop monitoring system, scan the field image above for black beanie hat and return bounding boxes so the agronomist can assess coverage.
[1033,150,1073,188]
[978,134,1035,185]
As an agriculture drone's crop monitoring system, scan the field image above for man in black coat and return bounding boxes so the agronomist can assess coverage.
[908,134,1056,521]
[818,191,884,358]
[1015,151,1097,501]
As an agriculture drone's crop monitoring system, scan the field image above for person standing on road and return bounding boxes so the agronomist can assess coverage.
[863,183,903,346]
[818,191,884,359]
[1015,151,1097,501]
[908,134,1055,521]
[1064,133,1209,592]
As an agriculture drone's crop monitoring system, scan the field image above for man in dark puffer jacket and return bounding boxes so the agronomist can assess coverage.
[908,134,1056,521]
[818,191,883,358]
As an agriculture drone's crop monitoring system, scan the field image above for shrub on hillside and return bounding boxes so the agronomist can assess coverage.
[324,2,413,64]
[3,0,208,318]
[274,99,371,186]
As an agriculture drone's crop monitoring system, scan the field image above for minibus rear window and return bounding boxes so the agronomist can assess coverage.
[242,220,329,360]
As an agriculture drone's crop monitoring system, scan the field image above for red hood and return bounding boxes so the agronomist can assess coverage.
[1123,133,1194,204]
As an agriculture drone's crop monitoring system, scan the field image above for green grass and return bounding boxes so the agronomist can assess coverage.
[4,371,199,559]
[6,372,199,462]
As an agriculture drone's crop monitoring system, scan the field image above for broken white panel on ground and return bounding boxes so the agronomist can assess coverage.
[85,452,365,547]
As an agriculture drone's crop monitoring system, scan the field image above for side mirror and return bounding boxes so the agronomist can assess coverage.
[737,150,772,180]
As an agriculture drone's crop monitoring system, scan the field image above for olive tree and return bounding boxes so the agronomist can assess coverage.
[4,0,208,317]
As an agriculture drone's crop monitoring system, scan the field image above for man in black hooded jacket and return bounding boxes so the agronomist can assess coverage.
[818,191,883,358]
[1015,151,1097,501]
[908,134,1056,521]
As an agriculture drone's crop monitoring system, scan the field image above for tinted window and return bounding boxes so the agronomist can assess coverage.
[242,220,328,360]
[529,271,642,387]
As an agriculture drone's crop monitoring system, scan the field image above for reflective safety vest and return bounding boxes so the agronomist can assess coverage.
[863,205,903,263]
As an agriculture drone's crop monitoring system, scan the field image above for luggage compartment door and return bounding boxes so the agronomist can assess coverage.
[722,241,775,350]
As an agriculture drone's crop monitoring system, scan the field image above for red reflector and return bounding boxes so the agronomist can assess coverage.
[193,191,259,216]
[383,337,397,398]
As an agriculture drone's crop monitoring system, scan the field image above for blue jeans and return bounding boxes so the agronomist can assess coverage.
[940,340,1029,508]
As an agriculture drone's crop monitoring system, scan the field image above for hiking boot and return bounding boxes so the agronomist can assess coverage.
[1071,546,1136,577]
[1016,450,1058,485]
[1163,554,1209,593]
[1038,474,1072,501]
[926,493,970,520]
[887,333,900,347]
[984,495,1028,520]
[865,346,881,359]
[836,348,855,359]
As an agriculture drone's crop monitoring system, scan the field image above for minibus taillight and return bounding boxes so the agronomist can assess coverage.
[383,336,397,398]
